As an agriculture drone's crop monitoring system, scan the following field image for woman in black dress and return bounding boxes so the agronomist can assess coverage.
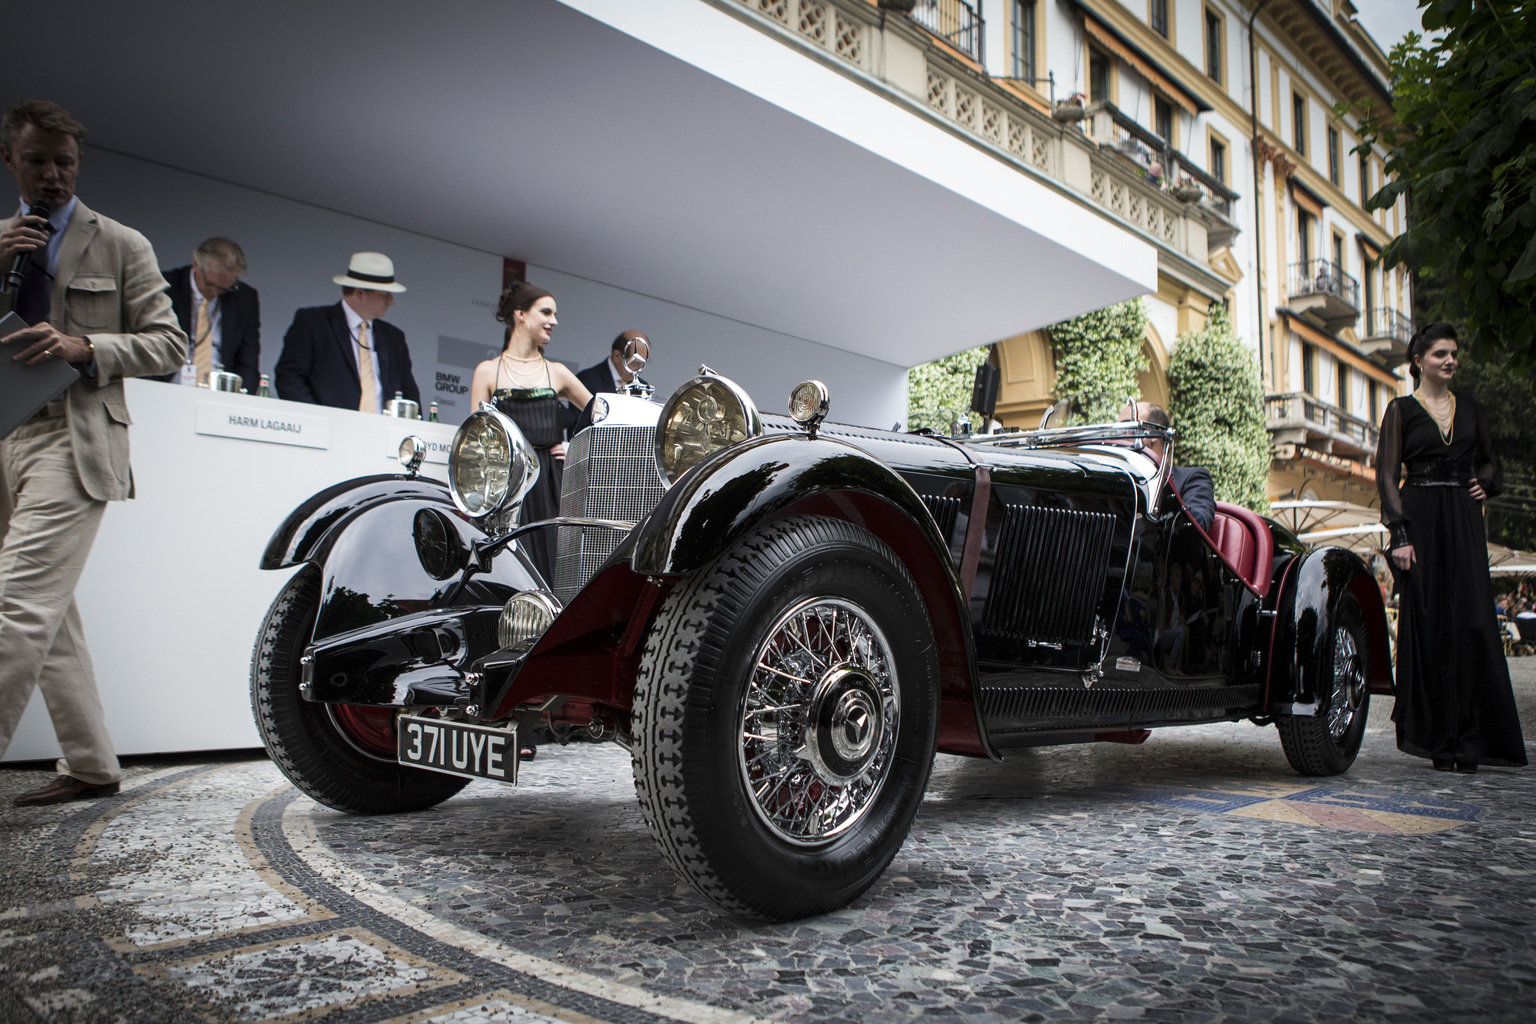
[1376,323,1527,772]
[469,282,592,585]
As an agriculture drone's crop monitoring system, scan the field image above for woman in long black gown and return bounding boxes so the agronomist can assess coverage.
[469,282,592,585]
[1376,323,1526,772]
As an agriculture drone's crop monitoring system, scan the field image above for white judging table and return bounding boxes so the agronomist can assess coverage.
[3,379,460,762]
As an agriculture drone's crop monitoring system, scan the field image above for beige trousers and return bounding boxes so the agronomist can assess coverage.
[0,416,120,785]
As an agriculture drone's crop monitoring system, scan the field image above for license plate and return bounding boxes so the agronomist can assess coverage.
[397,714,519,784]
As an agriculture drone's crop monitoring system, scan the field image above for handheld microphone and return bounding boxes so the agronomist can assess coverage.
[2,200,52,294]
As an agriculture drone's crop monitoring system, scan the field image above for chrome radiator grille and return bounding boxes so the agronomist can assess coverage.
[554,425,665,603]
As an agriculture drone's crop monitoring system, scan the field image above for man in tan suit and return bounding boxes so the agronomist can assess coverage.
[0,101,185,804]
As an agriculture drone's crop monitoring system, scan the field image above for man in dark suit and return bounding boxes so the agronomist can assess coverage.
[563,330,652,435]
[274,252,418,411]
[152,237,260,393]
[577,329,651,396]
[1120,401,1216,532]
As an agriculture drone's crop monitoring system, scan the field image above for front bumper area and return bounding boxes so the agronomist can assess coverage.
[302,606,501,707]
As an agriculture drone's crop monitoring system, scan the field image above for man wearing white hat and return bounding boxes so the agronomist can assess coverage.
[274,252,419,411]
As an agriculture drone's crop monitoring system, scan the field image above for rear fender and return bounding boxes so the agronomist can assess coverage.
[631,434,994,758]
[1269,545,1393,711]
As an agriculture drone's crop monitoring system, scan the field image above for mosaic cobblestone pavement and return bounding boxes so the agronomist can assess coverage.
[3,661,1534,1023]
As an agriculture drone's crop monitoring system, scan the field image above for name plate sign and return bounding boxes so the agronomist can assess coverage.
[386,424,455,466]
[195,402,331,450]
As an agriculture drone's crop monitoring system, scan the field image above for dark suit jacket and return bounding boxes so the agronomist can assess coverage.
[149,265,262,393]
[1170,465,1216,533]
[576,358,648,397]
[274,302,419,409]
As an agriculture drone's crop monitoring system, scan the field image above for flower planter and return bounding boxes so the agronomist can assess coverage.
[1052,101,1085,124]
[1172,184,1204,203]
[877,0,919,12]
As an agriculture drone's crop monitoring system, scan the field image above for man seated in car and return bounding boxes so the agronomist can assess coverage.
[1117,401,1216,532]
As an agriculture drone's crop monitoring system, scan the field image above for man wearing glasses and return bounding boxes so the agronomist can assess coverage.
[152,237,261,394]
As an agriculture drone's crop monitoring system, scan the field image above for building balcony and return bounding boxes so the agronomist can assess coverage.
[910,0,984,63]
[1266,391,1378,461]
[1288,259,1361,329]
[1359,307,1413,366]
[718,0,1233,283]
[1086,103,1242,249]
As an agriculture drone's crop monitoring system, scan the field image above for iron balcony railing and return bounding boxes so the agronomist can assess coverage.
[1266,391,1379,455]
[1090,103,1239,219]
[911,0,984,63]
[1363,307,1413,346]
[1289,258,1361,311]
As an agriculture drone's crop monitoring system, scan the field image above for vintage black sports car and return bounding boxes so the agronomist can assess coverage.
[251,361,1393,921]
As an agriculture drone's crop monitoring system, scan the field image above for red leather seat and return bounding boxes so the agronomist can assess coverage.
[1208,502,1273,599]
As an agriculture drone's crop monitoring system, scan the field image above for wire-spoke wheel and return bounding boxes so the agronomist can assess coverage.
[1278,594,1370,776]
[740,597,900,846]
[632,516,939,920]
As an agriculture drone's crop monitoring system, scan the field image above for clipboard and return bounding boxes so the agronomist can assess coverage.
[0,311,82,439]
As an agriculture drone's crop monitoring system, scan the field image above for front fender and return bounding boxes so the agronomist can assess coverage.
[260,473,543,645]
[1270,545,1393,711]
[260,474,454,570]
[631,433,995,759]
[632,434,949,576]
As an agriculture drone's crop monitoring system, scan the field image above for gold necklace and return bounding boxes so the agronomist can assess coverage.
[500,352,546,385]
[1415,390,1456,444]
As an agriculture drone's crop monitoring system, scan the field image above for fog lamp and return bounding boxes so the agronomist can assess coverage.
[498,591,562,652]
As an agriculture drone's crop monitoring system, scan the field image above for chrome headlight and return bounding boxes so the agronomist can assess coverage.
[498,591,561,651]
[448,407,539,517]
[655,368,763,485]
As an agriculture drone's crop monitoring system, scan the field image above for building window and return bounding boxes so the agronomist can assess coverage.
[1363,256,1376,313]
[1332,232,1346,276]
[1297,210,1312,266]
[1011,0,1036,83]
[1204,8,1224,84]
[1358,149,1371,205]
[1089,46,1111,104]
[1150,0,1169,38]
[1292,92,1307,155]
[1210,137,1227,184]
[1369,382,1380,422]
[1302,343,1316,395]
[1154,96,1173,144]
[1337,363,1349,412]
[1328,127,1341,185]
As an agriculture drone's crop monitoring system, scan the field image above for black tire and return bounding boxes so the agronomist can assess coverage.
[1277,594,1371,776]
[631,515,940,921]
[251,567,468,814]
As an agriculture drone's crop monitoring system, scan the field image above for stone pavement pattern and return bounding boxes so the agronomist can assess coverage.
[2,661,1534,1023]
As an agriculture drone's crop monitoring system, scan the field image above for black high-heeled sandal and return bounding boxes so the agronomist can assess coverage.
[1432,757,1454,771]
[1454,761,1478,773]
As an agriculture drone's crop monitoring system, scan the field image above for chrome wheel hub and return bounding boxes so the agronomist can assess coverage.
[1327,627,1364,741]
[738,598,899,846]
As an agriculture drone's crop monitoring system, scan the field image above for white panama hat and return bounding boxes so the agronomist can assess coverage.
[333,251,407,293]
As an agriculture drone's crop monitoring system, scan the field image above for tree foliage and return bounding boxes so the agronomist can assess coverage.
[1453,353,1536,549]
[1167,305,1271,510]
[1048,299,1149,425]
[906,345,991,432]
[1350,0,1536,367]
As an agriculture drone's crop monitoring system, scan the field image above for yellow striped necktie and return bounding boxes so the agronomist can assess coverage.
[193,298,214,383]
[357,321,378,413]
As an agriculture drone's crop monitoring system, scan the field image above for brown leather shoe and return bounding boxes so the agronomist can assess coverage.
[12,775,121,806]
